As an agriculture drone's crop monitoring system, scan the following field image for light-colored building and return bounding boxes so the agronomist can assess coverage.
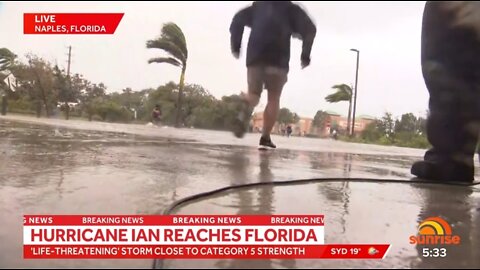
[250,111,376,137]
[317,111,376,137]
[250,112,314,137]
[251,112,264,133]
[295,117,313,136]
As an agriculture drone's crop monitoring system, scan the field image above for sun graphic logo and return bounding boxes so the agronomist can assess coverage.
[409,217,461,245]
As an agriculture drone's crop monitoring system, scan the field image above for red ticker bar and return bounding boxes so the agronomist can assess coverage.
[24,244,390,259]
[321,244,390,259]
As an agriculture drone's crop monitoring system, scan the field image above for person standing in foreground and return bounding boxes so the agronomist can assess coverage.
[411,1,480,183]
[229,1,316,149]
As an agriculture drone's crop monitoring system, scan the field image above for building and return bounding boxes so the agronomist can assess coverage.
[353,115,376,133]
[251,112,313,136]
[295,117,313,136]
[317,111,376,137]
[250,111,376,137]
[251,112,264,133]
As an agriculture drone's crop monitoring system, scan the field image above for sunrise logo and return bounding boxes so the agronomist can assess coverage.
[409,217,460,245]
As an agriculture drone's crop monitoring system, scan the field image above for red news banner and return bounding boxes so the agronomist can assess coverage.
[24,13,124,34]
[23,215,390,259]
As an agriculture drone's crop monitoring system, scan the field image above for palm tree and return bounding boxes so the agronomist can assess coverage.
[325,84,353,134]
[146,22,188,127]
[0,48,16,72]
[312,110,329,135]
[0,48,17,116]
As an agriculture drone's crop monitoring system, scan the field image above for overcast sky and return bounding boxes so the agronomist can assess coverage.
[0,1,429,119]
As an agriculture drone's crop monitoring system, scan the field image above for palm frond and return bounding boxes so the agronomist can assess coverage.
[325,84,352,103]
[160,23,188,60]
[0,48,16,60]
[331,84,352,95]
[148,57,182,67]
[146,39,186,65]
[0,48,16,72]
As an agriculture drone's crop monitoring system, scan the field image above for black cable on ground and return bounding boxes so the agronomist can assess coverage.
[152,177,478,269]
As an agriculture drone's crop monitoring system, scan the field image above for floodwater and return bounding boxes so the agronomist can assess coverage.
[0,115,478,268]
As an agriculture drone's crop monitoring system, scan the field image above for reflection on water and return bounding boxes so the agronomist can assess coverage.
[165,150,479,269]
[1,119,478,268]
[168,180,479,268]
[412,185,480,268]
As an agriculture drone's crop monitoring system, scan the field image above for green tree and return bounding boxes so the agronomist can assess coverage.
[361,120,383,142]
[325,84,353,134]
[395,113,417,133]
[417,116,427,135]
[277,108,297,125]
[53,66,76,120]
[80,82,107,121]
[313,109,328,127]
[147,22,188,128]
[147,82,224,128]
[187,99,218,129]
[182,84,216,125]
[109,88,149,121]
[146,82,180,124]
[26,55,57,117]
[311,110,329,135]
[95,99,133,123]
[379,112,395,143]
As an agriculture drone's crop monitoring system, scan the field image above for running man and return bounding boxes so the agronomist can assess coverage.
[229,1,316,149]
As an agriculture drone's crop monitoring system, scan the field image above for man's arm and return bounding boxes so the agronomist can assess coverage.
[229,6,253,57]
[290,4,317,67]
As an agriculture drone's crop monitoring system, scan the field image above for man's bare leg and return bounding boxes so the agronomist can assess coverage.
[262,90,281,139]
[244,92,260,108]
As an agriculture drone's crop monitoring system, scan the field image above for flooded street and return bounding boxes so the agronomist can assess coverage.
[0,115,479,268]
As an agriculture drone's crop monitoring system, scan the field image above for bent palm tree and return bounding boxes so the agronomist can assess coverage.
[0,48,16,72]
[147,22,188,127]
[325,84,353,134]
[0,48,17,116]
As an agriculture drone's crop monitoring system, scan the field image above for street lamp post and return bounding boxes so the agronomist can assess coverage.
[350,48,360,137]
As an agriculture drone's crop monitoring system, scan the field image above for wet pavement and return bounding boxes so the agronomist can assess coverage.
[0,115,479,268]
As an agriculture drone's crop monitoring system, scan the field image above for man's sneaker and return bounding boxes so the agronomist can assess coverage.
[232,96,253,138]
[411,160,474,183]
[258,136,276,150]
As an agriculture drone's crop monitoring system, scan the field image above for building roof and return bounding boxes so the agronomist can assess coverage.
[325,110,341,116]
[357,115,376,120]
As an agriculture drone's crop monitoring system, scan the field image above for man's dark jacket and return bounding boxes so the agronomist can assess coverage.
[230,1,317,71]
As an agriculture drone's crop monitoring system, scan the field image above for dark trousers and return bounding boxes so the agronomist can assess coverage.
[1,96,6,116]
[421,1,480,168]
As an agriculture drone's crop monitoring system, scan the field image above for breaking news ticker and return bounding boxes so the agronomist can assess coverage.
[23,215,390,259]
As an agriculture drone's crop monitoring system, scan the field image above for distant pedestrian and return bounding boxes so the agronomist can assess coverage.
[286,125,293,137]
[151,104,162,125]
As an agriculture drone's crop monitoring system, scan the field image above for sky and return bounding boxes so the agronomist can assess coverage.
[0,1,429,119]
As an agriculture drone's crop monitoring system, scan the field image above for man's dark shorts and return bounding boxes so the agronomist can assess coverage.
[247,66,288,96]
